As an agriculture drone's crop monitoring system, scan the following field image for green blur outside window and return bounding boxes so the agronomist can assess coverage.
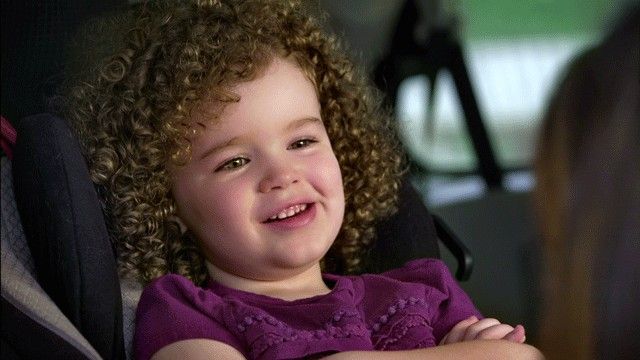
[396,0,621,175]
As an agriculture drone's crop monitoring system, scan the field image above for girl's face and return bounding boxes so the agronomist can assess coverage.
[171,57,345,282]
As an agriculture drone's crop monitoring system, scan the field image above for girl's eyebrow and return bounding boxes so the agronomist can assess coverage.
[285,116,322,131]
[199,116,322,161]
[199,136,241,161]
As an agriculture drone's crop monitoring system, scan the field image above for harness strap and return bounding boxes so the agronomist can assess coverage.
[1,116,17,160]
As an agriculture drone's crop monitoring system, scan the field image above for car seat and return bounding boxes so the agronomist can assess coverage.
[1,113,472,359]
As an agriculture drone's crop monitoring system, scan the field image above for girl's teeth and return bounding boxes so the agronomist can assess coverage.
[270,204,307,221]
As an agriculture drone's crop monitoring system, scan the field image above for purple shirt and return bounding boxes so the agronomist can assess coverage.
[135,259,481,360]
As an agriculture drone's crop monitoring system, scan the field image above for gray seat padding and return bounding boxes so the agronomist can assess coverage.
[1,156,101,359]
[11,114,125,359]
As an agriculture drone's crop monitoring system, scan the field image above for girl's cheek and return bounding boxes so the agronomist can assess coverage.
[230,177,261,207]
[211,178,247,199]
[313,152,343,189]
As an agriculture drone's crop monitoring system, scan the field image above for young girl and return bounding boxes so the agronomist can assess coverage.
[65,1,541,359]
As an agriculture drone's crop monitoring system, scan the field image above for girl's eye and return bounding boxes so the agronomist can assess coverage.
[289,138,318,150]
[216,157,249,172]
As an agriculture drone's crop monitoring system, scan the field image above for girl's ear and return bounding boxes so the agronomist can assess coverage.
[169,215,189,234]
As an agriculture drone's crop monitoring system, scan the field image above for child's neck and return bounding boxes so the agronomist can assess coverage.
[206,262,331,301]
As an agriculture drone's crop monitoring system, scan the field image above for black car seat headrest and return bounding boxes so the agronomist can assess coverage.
[368,180,441,273]
[12,113,125,360]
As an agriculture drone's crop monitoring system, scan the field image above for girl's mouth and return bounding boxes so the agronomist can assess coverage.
[265,203,310,223]
[263,203,316,229]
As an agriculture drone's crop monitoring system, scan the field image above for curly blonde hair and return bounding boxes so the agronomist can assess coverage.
[65,0,404,285]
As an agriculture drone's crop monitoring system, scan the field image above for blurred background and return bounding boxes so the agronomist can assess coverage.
[315,0,628,203]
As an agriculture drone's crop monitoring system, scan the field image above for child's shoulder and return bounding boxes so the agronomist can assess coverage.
[343,258,480,348]
[135,274,247,360]
[137,273,221,317]
[141,273,203,299]
[350,258,467,315]
[358,258,455,289]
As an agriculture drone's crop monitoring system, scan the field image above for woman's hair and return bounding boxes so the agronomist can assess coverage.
[534,5,639,359]
[64,0,404,285]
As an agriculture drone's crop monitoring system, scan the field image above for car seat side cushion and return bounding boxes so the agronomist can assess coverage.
[12,113,125,359]
[1,296,95,359]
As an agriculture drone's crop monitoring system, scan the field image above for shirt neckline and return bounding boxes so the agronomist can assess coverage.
[207,273,351,305]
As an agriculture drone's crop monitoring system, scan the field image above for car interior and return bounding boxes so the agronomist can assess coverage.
[1,0,630,358]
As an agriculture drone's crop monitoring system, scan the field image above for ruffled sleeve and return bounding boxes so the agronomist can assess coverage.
[381,258,483,343]
[134,274,245,360]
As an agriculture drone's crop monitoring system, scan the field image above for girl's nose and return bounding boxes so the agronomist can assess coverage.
[258,163,301,193]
